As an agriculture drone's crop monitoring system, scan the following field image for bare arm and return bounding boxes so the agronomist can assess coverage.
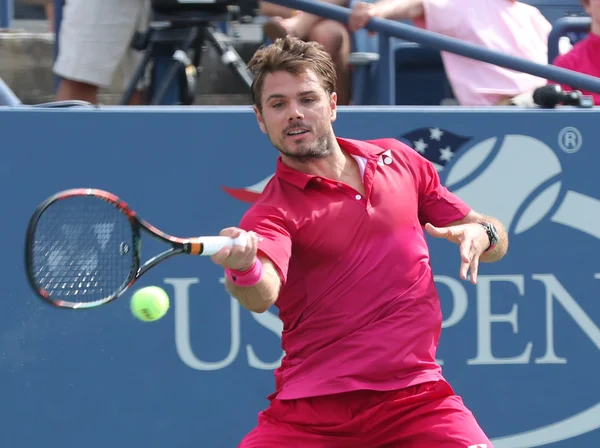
[349,0,424,31]
[370,0,425,21]
[447,210,509,263]
[210,226,288,314]
[224,256,282,314]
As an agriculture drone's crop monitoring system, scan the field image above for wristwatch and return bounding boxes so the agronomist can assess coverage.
[479,222,499,252]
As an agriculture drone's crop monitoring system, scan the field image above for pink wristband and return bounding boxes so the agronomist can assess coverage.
[225,259,263,287]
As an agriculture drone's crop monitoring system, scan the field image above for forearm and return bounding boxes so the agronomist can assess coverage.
[479,216,508,263]
[225,257,281,313]
[293,0,348,36]
[371,0,424,21]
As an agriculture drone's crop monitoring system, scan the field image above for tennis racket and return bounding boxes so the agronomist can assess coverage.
[25,188,246,309]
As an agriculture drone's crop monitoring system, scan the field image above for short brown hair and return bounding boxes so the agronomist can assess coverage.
[247,36,337,109]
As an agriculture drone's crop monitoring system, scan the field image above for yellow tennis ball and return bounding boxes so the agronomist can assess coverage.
[130,286,170,322]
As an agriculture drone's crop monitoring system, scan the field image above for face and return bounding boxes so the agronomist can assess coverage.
[254,69,338,163]
[584,0,600,20]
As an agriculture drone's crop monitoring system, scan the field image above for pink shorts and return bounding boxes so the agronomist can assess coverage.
[239,380,492,447]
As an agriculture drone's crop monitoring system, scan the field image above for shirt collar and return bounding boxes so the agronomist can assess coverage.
[275,137,386,189]
[588,32,600,47]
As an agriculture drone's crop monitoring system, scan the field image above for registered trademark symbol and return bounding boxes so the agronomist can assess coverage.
[558,127,582,153]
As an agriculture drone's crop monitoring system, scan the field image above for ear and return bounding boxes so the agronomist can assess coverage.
[330,91,338,123]
[253,105,267,134]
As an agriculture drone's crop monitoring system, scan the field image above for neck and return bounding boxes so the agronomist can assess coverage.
[592,20,600,37]
[282,140,351,180]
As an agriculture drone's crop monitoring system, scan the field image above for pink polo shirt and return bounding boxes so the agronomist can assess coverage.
[239,137,471,400]
[414,0,551,106]
[552,33,600,105]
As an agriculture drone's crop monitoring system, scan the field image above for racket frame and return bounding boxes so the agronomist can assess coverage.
[25,188,211,309]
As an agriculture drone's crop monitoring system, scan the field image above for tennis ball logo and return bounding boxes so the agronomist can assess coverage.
[444,135,562,235]
[130,286,171,322]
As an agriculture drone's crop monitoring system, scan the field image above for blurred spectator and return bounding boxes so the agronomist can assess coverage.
[551,0,600,105]
[53,0,150,105]
[349,0,552,106]
[258,2,297,20]
[260,0,352,105]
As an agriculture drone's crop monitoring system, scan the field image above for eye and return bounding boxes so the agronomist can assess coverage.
[302,98,315,104]
[272,102,283,109]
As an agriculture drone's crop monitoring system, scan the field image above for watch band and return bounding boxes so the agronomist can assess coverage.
[479,222,499,252]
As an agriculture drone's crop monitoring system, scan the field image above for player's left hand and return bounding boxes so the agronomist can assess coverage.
[424,222,489,284]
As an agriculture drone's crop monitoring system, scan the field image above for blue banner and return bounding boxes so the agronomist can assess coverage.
[0,106,598,448]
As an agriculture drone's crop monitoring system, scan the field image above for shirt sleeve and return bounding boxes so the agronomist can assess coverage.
[239,205,292,284]
[414,0,462,36]
[389,140,471,226]
[416,155,472,226]
[531,8,552,44]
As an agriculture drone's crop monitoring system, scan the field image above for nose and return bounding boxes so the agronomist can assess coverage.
[288,102,304,121]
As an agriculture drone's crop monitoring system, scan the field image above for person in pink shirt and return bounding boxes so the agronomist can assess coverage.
[210,36,509,447]
[349,0,552,106]
[551,0,600,105]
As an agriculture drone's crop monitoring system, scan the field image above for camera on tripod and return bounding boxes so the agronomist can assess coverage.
[152,0,242,14]
[122,0,254,106]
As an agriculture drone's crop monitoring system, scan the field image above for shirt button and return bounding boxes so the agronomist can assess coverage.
[315,177,322,182]
[337,183,342,187]
[355,194,362,200]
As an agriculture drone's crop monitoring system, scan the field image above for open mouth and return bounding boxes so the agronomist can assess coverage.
[287,129,309,136]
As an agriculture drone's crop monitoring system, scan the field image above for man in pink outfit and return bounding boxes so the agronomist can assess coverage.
[552,0,600,105]
[350,0,552,105]
[211,36,509,447]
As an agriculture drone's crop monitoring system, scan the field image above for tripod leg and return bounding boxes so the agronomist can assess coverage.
[151,28,199,106]
[121,42,154,105]
[204,26,254,89]
[151,56,183,105]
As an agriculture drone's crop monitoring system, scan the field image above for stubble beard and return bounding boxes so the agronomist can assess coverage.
[273,131,335,163]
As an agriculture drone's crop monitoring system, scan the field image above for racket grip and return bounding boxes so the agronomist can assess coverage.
[197,234,248,256]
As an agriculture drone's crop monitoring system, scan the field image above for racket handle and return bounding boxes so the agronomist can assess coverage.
[196,234,248,256]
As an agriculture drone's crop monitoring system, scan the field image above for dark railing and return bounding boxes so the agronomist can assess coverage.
[265,0,600,105]
[53,0,64,89]
[0,0,16,105]
[0,0,12,29]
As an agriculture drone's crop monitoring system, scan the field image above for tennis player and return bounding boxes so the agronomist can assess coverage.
[211,36,508,447]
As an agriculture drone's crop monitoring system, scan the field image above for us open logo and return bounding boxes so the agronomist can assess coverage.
[416,129,599,447]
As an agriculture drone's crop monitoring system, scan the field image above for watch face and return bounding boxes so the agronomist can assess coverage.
[487,223,499,244]
[480,222,499,248]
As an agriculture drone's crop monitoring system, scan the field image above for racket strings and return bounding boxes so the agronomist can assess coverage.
[30,197,135,303]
